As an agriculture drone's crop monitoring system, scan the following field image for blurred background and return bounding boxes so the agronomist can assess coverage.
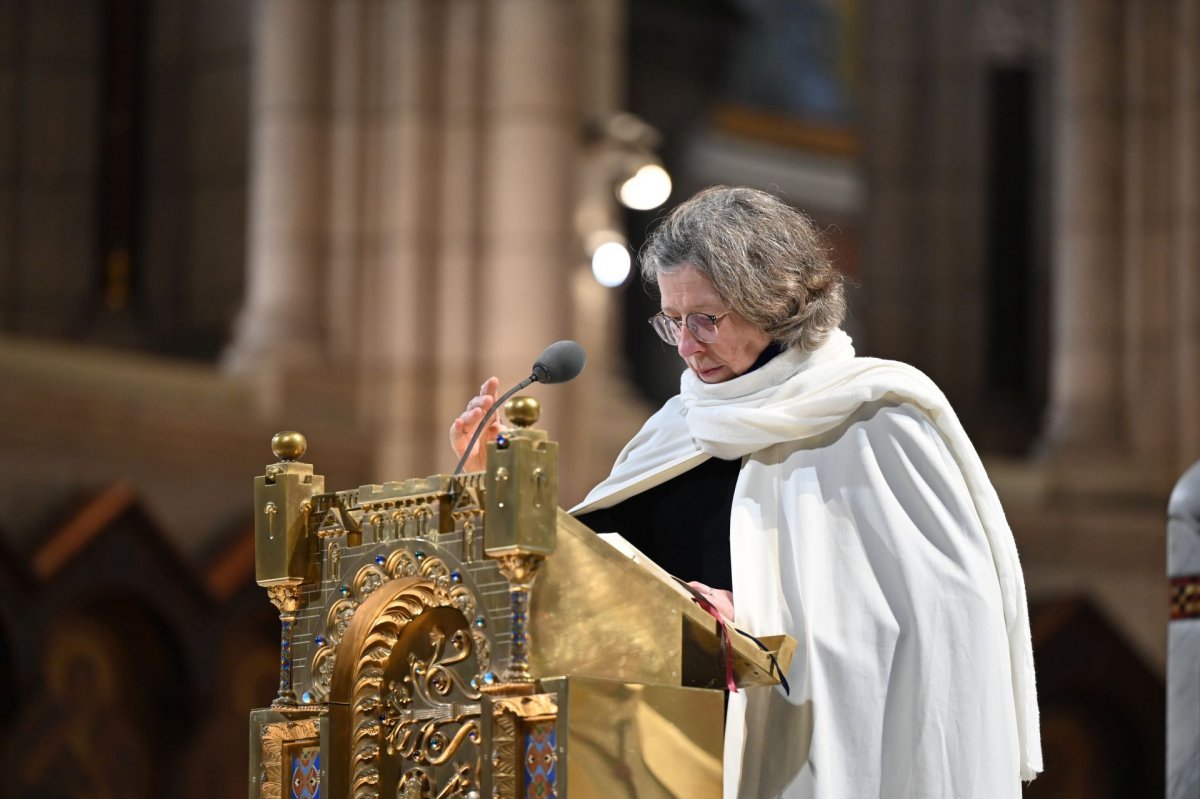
[0,0,1195,795]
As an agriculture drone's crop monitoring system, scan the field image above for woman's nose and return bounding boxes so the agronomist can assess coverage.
[676,325,704,357]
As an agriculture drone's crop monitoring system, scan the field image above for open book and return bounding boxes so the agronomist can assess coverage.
[597,532,722,611]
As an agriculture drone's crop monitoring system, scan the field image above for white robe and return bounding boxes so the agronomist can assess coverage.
[571,331,1041,798]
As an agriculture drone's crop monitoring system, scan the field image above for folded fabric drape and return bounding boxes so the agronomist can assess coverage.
[574,330,1041,795]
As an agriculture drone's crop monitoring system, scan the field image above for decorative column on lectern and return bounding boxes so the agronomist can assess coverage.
[253,431,325,707]
[483,397,558,685]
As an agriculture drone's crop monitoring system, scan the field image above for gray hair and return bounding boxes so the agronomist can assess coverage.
[640,185,846,352]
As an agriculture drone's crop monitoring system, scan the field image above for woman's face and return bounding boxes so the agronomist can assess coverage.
[657,264,772,383]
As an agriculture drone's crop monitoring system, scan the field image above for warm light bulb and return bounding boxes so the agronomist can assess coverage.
[617,164,672,210]
[591,241,631,287]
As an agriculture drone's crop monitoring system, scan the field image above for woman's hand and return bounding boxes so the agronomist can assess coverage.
[687,581,735,621]
[449,377,502,472]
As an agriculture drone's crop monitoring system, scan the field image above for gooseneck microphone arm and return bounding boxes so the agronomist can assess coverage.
[450,340,587,477]
[451,375,535,477]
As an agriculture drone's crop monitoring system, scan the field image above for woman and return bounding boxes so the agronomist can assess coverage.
[451,186,1041,798]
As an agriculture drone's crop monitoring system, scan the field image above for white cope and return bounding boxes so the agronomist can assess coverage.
[572,330,1041,799]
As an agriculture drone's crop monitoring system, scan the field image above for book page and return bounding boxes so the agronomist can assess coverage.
[597,532,701,604]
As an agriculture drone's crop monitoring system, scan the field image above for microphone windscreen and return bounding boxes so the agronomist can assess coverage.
[531,340,587,384]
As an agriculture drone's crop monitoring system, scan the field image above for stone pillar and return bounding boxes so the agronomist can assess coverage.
[1123,0,1178,485]
[361,0,448,479]
[473,0,582,471]
[221,0,633,493]
[1174,0,1200,473]
[1043,0,1126,456]
[1168,460,1200,798]
[325,0,369,365]
[224,0,331,374]
[862,0,989,414]
[431,0,487,447]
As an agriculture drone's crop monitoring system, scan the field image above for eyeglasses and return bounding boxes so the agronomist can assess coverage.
[648,311,731,345]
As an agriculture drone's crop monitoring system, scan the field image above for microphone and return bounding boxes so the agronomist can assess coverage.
[531,339,586,384]
[452,340,587,476]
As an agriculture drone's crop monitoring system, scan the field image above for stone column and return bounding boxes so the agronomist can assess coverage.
[1122,0,1177,485]
[474,0,583,468]
[431,0,487,467]
[478,0,579,385]
[365,0,450,479]
[1043,0,1126,457]
[325,0,369,365]
[224,0,331,374]
[1174,0,1200,473]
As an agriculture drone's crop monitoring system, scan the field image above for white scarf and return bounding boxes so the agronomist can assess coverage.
[573,330,1042,784]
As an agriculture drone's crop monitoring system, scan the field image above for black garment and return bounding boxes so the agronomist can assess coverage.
[574,342,784,591]
[747,340,783,372]
[576,455,741,591]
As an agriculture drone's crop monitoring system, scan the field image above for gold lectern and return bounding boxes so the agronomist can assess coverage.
[248,400,793,799]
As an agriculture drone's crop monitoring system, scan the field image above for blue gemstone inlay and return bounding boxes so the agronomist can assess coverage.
[301,691,314,704]
[375,554,386,565]
[483,671,497,685]
[315,635,326,645]
[474,615,486,628]
[415,550,425,560]
[470,677,480,690]
[339,585,351,597]
[450,570,461,583]
[496,435,509,449]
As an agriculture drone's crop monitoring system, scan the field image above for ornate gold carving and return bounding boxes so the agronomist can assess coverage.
[328,541,342,579]
[449,584,476,618]
[398,768,432,798]
[396,764,472,799]
[471,630,491,667]
[258,717,320,799]
[353,563,387,599]
[490,707,518,798]
[487,553,545,686]
[267,584,302,614]
[414,504,434,537]
[310,645,334,700]
[380,627,483,769]
[494,694,557,721]
[488,693,557,799]
[419,555,451,585]
[392,508,412,538]
[386,548,420,578]
[267,583,304,706]
[331,580,484,799]
[492,553,543,588]
[326,598,359,646]
[461,519,477,563]
[263,501,279,538]
[493,467,510,509]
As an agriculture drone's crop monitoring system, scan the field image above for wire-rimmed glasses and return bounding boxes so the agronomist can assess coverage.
[648,311,731,345]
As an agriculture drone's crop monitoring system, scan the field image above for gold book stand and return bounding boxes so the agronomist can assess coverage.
[248,399,794,799]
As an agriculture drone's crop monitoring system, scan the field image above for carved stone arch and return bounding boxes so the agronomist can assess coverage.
[328,576,484,799]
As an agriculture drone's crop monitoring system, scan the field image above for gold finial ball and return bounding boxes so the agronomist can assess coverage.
[504,396,540,428]
[271,431,307,462]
